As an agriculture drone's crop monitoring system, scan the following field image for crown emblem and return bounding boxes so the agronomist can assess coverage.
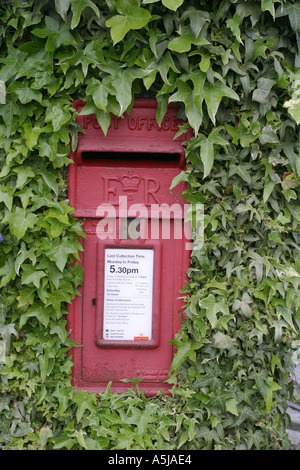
[120,171,140,192]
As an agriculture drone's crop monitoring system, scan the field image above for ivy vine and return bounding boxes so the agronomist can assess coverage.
[0,0,300,450]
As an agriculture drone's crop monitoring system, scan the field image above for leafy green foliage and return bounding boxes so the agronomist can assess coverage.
[106,0,151,45]
[0,0,299,451]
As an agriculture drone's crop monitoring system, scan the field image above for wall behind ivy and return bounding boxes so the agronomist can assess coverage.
[0,0,300,450]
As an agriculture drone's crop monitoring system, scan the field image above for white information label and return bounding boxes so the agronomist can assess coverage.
[103,248,154,341]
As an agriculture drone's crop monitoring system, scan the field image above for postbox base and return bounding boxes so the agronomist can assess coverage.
[71,379,173,397]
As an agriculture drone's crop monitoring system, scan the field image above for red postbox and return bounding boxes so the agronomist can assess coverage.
[67,99,192,395]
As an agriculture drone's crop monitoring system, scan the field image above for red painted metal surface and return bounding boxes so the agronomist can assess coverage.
[67,98,192,395]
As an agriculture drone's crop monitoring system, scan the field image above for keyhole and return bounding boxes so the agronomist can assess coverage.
[92,299,96,308]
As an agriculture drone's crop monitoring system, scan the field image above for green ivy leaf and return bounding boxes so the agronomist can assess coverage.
[263,180,277,203]
[92,83,108,111]
[13,166,35,189]
[15,243,37,276]
[94,108,111,135]
[204,81,239,125]
[170,334,201,373]
[8,207,37,240]
[261,0,278,19]
[276,2,300,33]
[201,295,230,329]
[162,0,183,12]
[19,304,50,328]
[284,98,300,123]
[8,82,42,104]
[200,138,214,179]
[225,398,239,416]
[0,185,14,211]
[0,46,27,82]
[72,390,96,422]
[169,80,203,133]
[226,13,243,44]
[55,0,72,21]
[252,78,276,104]
[182,7,210,39]
[71,0,100,29]
[112,68,146,115]
[213,332,236,350]
[283,74,300,123]
[32,16,76,52]
[0,101,19,137]
[0,256,16,288]
[23,123,43,150]
[46,238,80,272]
[168,34,193,53]
[170,170,189,190]
[0,323,18,354]
[45,100,72,131]
[38,426,53,450]
[106,0,151,44]
[265,379,281,413]
[168,27,209,52]
[21,265,47,289]
[111,69,134,114]
[251,37,269,61]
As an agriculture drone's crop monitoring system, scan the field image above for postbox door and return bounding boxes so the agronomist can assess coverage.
[77,215,187,394]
